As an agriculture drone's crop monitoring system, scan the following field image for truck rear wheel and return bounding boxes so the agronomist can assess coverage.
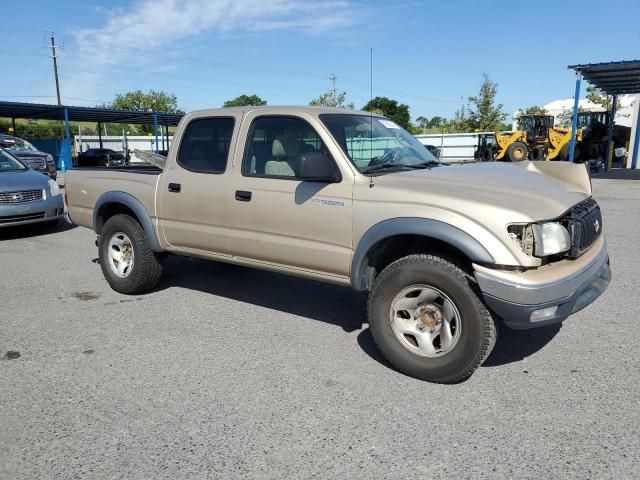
[506,141,528,162]
[367,254,496,383]
[99,214,164,294]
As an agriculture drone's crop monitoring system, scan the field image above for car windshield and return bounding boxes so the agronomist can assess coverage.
[320,114,441,174]
[0,149,27,171]
[10,139,38,151]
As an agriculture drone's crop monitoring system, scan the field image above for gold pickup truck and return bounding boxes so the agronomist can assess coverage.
[65,106,610,383]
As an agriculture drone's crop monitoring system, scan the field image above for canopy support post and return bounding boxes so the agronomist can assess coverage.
[98,122,103,149]
[59,108,71,173]
[604,95,617,172]
[632,100,640,169]
[568,71,582,163]
[153,112,159,153]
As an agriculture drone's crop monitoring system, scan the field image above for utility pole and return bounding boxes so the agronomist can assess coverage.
[329,73,337,101]
[49,32,62,105]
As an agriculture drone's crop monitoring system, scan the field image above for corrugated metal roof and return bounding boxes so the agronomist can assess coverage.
[0,100,184,125]
[568,60,640,95]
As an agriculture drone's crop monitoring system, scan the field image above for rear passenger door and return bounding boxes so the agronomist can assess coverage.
[158,113,241,256]
[227,112,354,278]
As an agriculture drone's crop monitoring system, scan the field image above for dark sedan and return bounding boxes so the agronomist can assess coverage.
[0,149,64,228]
[0,135,57,180]
[76,148,128,167]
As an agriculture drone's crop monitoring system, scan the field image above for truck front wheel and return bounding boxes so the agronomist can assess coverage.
[99,214,164,294]
[368,255,496,383]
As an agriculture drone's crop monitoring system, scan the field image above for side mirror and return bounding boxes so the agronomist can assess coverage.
[297,152,340,182]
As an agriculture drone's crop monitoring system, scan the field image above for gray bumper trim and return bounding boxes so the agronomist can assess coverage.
[474,243,609,306]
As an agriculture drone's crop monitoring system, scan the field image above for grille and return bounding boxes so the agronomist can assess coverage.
[0,189,44,204]
[562,198,602,258]
[0,212,45,224]
[21,157,46,169]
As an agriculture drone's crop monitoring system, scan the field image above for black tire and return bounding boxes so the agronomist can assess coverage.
[559,143,581,162]
[482,147,493,161]
[368,255,497,383]
[506,141,528,162]
[532,147,546,161]
[99,214,163,294]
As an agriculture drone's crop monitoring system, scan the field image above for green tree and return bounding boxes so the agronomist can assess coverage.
[447,105,471,133]
[109,89,181,134]
[586,85,620,111]
[362,96,411,129]
[466,74,506,131]
[223,94,267,107]
[521,105,548,115]
[309,90,354,109]
[427,116,446,128]
[415,116,429,129]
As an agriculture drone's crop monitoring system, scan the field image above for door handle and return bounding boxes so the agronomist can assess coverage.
[168,183,181,193]
[235,190,252,202]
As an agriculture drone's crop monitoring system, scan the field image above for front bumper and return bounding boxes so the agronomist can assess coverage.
[0,193,64,228]
[474,237,611,329]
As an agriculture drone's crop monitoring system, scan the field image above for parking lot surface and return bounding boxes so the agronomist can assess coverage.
[1,176,639,479]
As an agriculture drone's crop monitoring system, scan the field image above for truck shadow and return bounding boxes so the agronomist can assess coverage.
[158,255,561,368]
[158,255,367,333]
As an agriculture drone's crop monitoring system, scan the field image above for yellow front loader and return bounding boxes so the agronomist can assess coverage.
[474,115,581,162]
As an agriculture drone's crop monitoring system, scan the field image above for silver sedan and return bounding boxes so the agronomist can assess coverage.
[0,149,64,228]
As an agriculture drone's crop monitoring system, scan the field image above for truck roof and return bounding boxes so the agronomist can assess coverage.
[186,106,383,117]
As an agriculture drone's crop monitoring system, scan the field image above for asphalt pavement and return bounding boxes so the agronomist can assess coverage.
[1,175,639,479]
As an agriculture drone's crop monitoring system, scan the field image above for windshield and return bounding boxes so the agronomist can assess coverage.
[8,139,38,152]
[320,114,441,173]
[0,149,27,171]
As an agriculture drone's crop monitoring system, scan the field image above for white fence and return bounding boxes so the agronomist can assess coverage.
[415,132,491,162]
[74,133,488,164]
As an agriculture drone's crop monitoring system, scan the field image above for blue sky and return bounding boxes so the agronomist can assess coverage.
[1,0,638,122]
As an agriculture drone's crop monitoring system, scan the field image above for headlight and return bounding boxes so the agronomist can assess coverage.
[532,222,571,257]
[46,154,56,166]
[48,179,61,196]
[508,222,571,257]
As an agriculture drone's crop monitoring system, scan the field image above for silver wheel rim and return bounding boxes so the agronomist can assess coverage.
[389,285,462,358]
[107,232,135,278]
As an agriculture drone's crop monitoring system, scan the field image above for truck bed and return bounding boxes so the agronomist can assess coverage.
[65,166,161,231]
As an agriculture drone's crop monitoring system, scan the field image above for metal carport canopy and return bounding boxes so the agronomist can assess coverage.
[566,60,640,169]
[0,100,184,125]
[568,60,640,95]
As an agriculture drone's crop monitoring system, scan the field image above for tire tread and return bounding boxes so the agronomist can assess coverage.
[367,254,496,383]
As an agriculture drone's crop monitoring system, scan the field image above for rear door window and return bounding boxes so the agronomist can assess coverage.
[178,117,235,173]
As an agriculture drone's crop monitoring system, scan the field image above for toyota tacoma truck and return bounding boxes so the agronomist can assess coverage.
[65,107,611,383]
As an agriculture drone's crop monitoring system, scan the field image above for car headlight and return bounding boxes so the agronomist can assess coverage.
[48,178,61,196]
[507,222,571,257]
[532,222,571,257]
[46,154,55,166]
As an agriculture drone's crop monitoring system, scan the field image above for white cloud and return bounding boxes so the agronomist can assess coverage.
[64,0,358,103]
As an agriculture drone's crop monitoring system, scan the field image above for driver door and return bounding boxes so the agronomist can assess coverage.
[227,112,354,278]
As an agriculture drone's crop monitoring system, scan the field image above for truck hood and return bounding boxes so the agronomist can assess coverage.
[371,161,590,220]
[0,169,50,191]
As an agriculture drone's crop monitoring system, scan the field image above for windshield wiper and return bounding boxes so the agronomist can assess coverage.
[363,163,415,173]
[413,160,442,168]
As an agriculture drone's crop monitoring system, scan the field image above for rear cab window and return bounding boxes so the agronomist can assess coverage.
[178,117,235,174]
